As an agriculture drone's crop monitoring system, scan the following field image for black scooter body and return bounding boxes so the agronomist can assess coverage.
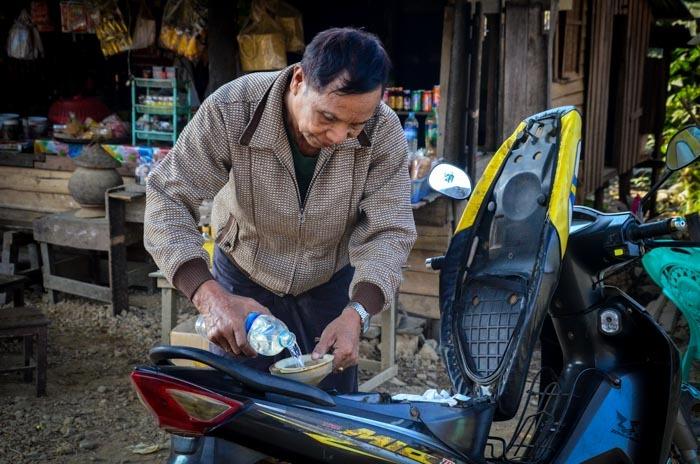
[131,108,684,463]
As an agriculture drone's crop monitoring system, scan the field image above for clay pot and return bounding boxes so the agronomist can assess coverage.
[68,144,123,217]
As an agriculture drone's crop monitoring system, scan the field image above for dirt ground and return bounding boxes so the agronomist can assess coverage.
[0,283,553,464]
[0,256,675,464]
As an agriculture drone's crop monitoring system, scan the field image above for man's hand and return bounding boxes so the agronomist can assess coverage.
[192,280,271,357]
[312,306,362,372]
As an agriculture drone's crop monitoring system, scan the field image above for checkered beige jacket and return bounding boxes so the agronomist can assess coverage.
[144,65,416,311]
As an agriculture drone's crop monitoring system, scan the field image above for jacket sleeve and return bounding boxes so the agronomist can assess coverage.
[144,97,231,299]
[348,111,417,312]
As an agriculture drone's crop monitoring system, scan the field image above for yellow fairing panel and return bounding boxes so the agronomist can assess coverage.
[548,110,581,255]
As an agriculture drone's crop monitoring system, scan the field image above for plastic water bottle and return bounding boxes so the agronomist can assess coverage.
[404,112,419,155]
[195,312,300,358]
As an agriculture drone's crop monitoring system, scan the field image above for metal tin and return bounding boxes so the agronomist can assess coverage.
[432,85,441,108]
[411,90,423,112]
[403,90,411,111]
[422,90,432,112]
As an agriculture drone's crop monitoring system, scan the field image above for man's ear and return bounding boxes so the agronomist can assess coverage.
[290,66,304,96]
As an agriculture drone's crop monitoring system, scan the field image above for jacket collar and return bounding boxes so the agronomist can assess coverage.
[238,65,372,150]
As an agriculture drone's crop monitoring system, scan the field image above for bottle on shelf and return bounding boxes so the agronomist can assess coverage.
[425,108,438,158]
[403,112,419,155]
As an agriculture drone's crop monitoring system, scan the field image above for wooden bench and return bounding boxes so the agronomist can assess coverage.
[0,306,49,396]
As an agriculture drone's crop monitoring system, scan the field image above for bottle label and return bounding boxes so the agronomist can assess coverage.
[404,127,417,141]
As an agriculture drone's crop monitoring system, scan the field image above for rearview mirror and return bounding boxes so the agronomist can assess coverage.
[666,125,700,171]
[428,163,472,200]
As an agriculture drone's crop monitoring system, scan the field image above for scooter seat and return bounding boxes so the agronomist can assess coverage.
[439,107,582,420]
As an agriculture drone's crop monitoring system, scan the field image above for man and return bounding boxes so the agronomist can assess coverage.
[144,27,416,394]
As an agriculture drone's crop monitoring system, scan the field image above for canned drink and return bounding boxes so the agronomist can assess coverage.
[403,90,411,111]
[388,88,397,110]
[422,90,432,112]
[411,90,423,112]
[433,85,441,108]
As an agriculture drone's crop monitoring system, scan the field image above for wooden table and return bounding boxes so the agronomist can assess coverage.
[0,306,49,396]
[0,273,27,306]
[33,184,152,315]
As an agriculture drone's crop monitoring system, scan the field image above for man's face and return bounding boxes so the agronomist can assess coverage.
[287,66,382,151]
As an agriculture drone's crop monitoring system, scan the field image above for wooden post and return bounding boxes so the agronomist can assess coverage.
[546,0,559,108]
[618,171,631,206]
[437,3,455,159]
[205,0,240,97]
[443,0,470,165]
[466,3,485,179]
[107,193,129,316]
[594,185,606,211]
[39,242,58,304]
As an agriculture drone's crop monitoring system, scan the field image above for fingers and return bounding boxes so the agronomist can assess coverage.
[312,330,335,360]
[234,324,257,357]
[331,343,358,372]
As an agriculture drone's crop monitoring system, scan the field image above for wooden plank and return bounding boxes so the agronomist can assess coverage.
[0,152,40,167]
[33,212,110,250]
[0,207,46,230]
[413,234,451,252]
[405,249,444,272]
[380,300,395,371]
[0,189,79,213]
[416,223,453,237]
[0,166,72,194]
[437,3,455,159]
[399,293,441,320]
[551,78,585,100]
[413,196,452,226]
[551,92,585,107]
[400,270,439,297]
[43,273,112,303]
[358,365,398,392]
[34,154,135,177]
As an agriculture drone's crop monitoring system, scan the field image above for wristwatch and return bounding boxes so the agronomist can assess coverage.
[348,301,371,334]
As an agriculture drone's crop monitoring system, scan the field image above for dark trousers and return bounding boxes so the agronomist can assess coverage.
[211,246,358,393]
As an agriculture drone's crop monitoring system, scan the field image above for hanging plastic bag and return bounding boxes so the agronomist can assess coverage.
[237,0,287,72]
[7,10,44,60]
[265,0,304,53]
[160,0,208,62]
[31,1,54,32]
[90,0,132,57]
[131,2,156,50]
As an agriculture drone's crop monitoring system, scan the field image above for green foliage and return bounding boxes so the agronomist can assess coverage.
[663,45,700,214]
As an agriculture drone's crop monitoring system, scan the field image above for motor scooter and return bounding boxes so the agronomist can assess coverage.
[131,110,700,463]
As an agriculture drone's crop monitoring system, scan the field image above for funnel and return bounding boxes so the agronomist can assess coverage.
[269,354,334,386]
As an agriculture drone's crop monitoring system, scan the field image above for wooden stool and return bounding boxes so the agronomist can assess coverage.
[0,273,27,307]
[0,306,49,396]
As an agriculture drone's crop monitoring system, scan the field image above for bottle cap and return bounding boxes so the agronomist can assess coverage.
[244,312,260,332]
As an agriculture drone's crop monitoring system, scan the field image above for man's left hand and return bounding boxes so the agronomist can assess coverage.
[312,306,361,372]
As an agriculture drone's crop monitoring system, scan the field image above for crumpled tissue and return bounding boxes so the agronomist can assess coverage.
[391,389,471,407]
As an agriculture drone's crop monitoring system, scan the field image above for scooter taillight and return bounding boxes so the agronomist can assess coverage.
[130,371,244,436]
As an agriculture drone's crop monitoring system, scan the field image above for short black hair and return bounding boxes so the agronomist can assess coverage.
[300,27,391,95]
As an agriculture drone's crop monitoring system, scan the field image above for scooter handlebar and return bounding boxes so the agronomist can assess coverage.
[627,217,687,241]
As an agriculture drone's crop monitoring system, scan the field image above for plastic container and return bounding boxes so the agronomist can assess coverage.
[195,312,297,356]
[404,112,419,155]
[411,176,431,203]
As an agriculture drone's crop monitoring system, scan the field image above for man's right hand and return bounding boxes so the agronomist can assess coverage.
[192,280,271,357]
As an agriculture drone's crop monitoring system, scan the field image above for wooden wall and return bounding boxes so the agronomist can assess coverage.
[551,0,588,110]
[0,156,132,229]
[580,0,615,198]
[614,0,654,175]
[499,2,548,139]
